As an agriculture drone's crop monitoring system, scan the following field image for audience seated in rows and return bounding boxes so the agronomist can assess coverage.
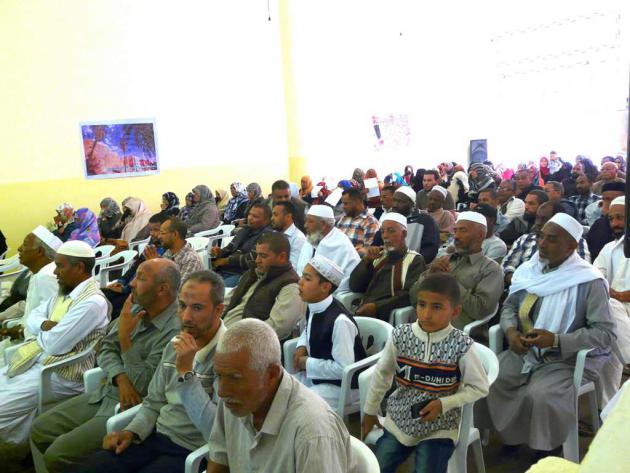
[350,213,426,320]
[30,259,181,473]
[294,255,367,408]
[336,188,380,249]
[479,213,616,456]
[411,211,504,332]
[207,319,357,472]
[223,232,305,341]
[0,241,110,450]
[296,205,360,293]
[211,203,273,287]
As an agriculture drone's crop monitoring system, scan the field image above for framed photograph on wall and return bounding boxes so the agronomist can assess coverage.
[79,118,159,179]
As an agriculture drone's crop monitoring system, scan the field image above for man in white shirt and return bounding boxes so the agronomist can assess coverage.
[271,200,306,271]
[497,179,525,223]
[296,205,361,293]
[293,255,366,408]
[0,226,61,347]
[0,241,110,448]
[207,319,357,473]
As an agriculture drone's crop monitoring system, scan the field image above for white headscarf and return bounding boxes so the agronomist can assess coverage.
[121,197,152,242]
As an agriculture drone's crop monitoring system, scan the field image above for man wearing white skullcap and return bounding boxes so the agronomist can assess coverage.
[349,214,426,319]
[0,226,61,355]
[481,212,616,454]
[410,211,503,331]
[372,187,440,264]
[593,195,630,406]
[293,255,367,408]
[415,169,456,211]
[296,205,360,293]
[426,185,456,241]
[0,239,109,447]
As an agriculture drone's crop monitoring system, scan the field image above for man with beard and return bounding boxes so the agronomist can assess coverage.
[372,186,440,264]
[103,212,169,319]
[502,202,591,286]
[585,182,626,260]
[410,212,503,332]
[296,205,360,293]
[0,241,109,451]
[77,270,226,473]
[222,232,305,341]
[499,190,549,247]
[349,213,425,320]
[270,201,306,271]
[593,196,630,406]
[567,173,600,225]
[30,259,181,473]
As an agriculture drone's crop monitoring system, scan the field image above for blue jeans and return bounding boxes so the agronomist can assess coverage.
[375,429,455,473]
[220,271,242,288]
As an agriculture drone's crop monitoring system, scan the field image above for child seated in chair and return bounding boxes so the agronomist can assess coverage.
[293,255,367,408]
[361,272,489,473]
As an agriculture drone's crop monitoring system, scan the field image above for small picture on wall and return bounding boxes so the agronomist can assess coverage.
[80,119,159,179]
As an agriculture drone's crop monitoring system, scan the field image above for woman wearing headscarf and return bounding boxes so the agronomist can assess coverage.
[98,197,122,240]
[299,176,313,203]
[403,165,414,185]
[187,184,220,234]
[538,157,550,185]
[160,192,180,218]
[352,168,365,188]
[70,208,101,247]
[215,189,230,219]
[310,181,330,205]
[120,197,153,242]
[178,192,195,223]
[222,182,249,223]
[468,163,494,206]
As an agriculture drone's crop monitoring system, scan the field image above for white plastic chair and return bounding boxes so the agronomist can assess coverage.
[94,245,116,259]
[0,253,18,266]
[489,324,600,463]
[0,248,7,260]
[186,237,210,267]
[284,316,393,420]
[336,291,408,325]
[389,304,499,336]
[194,224,235,240]
[129,237,150,255]
[359,343,499,473]
[350,436,380,472]
[98,250,138,287]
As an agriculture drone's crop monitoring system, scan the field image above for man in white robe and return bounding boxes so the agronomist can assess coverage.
[480,213,616,454]
[0,241,109,449]
[296,205,360,293]
[593,196,630,406]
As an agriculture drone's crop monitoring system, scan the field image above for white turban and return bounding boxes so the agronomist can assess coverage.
[32,225,63,252]
[381,212,407,229]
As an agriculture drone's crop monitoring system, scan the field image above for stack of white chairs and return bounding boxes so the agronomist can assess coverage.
[94,250,138,287]
[194,225,235,269]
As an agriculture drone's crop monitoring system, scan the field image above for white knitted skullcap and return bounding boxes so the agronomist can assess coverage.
[394,186,416,203]
[56,240,95,258]
[307,205,334,220]
[456,211,487,228]
[547,213,583,243]
[610,196,625,207]
[307,255,344,287]
[430,185,448,198]
[381,212,407,229]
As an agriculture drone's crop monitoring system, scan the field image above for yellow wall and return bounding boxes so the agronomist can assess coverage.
[0,0,291,254]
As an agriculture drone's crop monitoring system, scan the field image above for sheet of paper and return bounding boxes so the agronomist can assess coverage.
[324,187,343,207]
[311,185,323,198]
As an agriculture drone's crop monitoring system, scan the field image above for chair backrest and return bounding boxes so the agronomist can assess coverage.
[355,317,393,356]
[350,436,380,473]
[186,236,210,252]
[94,244,116,259]
[358,365,377,418]
[473,342,499,385]
[0,257,22,273]
[129,237,150,254]
[0,253,18,265]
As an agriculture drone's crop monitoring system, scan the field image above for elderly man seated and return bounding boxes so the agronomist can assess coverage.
[349,213,426,320]
[480,213,616,457]
[0,226,61,354]
[207,319,357,472]
[0,241,110,450]
[76,270,226,473]
[223,232,305,341]
[30,259,181,473]
[293,255,366,408]
[296,205,361,293]
[410,212,503,333]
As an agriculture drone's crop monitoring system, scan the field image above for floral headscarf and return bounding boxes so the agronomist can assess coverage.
[223,182,249,222]
[70,208,100,247]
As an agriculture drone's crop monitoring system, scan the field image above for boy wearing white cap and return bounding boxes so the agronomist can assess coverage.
[293,255,366,408]
[0,227,61,365]
[482,213,616,454]
[349,213,426,320]
[296,205,361,293]
[0,240,110,448]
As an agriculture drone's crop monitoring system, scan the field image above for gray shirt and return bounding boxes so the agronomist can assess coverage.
[410,251,504,329]
[125,322,226,451]
[500,278,615,365]
[208,370,357,473]
[89,301,181,416]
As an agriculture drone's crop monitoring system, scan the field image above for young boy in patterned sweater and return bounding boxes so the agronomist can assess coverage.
[361,273,489,473]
